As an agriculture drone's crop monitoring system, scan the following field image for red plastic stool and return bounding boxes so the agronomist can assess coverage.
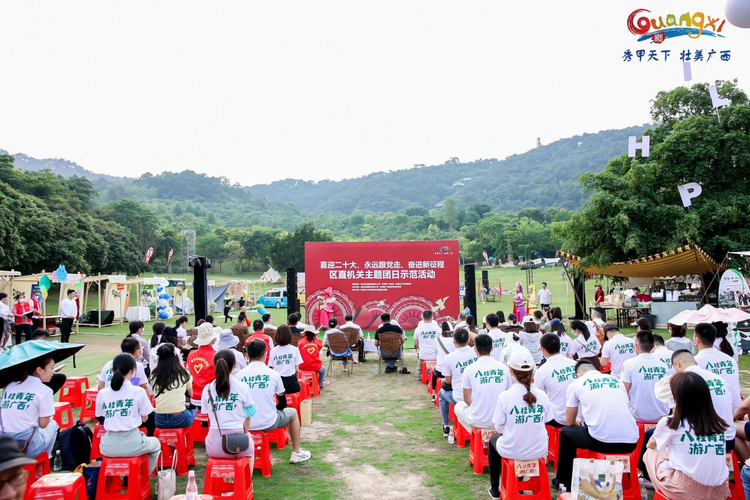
[434,378,444,408]
[546,425,561,472]
[268,426,289,450]
[299,371,320,398]
[191,412,209,443]
[420,360,436,385]
[96,455,150,500]
[449,402,456,426]
[91,423,107,461]
[28,472,86,500]
[600,362,611,373]
[453,417,472,448]
[22,453,50,497]
[500,458,550,500]
[653,491,670,500]
[469,428,493,474]
[298,378,311,401]
[155,427,195,476]
[250,432,271,477]
[285,393,301,421]
[54,401,74,430]
[204,457,254,500]
[580,449,641,500]
[59,376,90,408]
[728,451,745,500]
[79,388,98,421]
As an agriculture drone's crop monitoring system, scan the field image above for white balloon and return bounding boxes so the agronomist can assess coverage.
[726,0,750,28]
[158,299,169,307]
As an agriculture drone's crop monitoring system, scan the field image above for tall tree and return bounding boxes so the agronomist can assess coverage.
[268,224,332,271]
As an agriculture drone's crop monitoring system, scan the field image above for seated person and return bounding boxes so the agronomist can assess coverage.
[201,350,255,460]
[238,340,311,464]
[439,328,476,436]
[488,351,551,499]
[323,318,353,371]
[98,338,151,395]
[30,329,67,394]
[231,312,250,346]
[96,354,161,473]
[246,319,274,364]
[653,334,674,373]
[1,355,59,458]
[269,325,303,394]
[621,330,669,423]
[454,334,511,430]
[298,325,327,391]
[213,330,246,375]
[262,313,275,331]
[534,333,576,428]
[341,314,365,362]
[126,320,151,366]
[149,327,183,370]
[518,317,543,365]
[665,322,694,354]
[414,310,441,381]
[374,313,405,373]
[150,344,196,429]
[433,321,456,396]
[600,325,636,378]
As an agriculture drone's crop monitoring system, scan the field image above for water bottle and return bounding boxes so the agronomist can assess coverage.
[373,365,379,375]
[367,331,371,341]
[448,426,455,444]
[186,471,198,500]
[53,450,62,471]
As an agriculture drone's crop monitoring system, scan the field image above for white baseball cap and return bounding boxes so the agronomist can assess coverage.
[507,350,536,371]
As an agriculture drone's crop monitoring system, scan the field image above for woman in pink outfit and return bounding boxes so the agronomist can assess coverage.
[319,287,335,328]
[512,282,526,320]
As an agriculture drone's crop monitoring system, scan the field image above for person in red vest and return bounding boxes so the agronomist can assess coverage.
[245,319,275,364]
[186,323,220,410]
[12,293,33,344]
[30,289,43,331]
[297,325,328,391]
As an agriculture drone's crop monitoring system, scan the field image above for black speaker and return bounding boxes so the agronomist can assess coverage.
[481,270,489,290]
[190,256,211,325]
[573,274,586,320]
[464,264,477,318]
[286,268,298,320]
[87,310,114,325]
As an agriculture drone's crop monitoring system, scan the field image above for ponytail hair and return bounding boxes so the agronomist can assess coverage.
[304,329,316,342]
[214,349,236,399]
[570,320,590,341]
[111,353,136,391]
[714,322,734,358]
[511,367,537,407]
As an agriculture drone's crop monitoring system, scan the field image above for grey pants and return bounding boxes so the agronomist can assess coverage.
[100,428,161,473]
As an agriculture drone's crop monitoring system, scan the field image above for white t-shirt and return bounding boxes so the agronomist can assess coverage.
[567,334,601,362]
[665,336,694,353]
[653,417,728,487]
[443,346,478,403]
[129,334,150,363]
[714,337,740,363]
[538,288,552,305]
[534,354,577,425]
[459,356,512,428]
[268,345,303,377]
[414,322,441,361]
[435,335,456,372]
[99,359,149,389]
[176,326,188,343]
[150,343,184,370]
[653,346,675,374]
[566,371,639,444]
[601,334,636,378]
[500,343,533,366]
[493,384,551,460]
[342,321,364,338]
[237,362,286,431]
[695,348,741,410]
[620,353,670,422]
[95,382,153,432]
[518,331,543,364]
[200,378,254,431]
[0,376,55,433]
[487,328,513,361]
[558,333,573,358]
[685,365,735,441]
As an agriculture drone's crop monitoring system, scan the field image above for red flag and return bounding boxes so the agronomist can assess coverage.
[482,251,490,265]
[166,248,174,266]
[144,246,155,264]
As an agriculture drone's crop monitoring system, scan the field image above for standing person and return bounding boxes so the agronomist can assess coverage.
[694,322,741,410]
[643,372,730,499]
[538,282,552,311]
[174,316,189,348]
[269,325,303,395]
[534,333,577,428]
[567,320,601,370]
[620,330,670,423]
[0,355,59,458]
[201,350,255,460]
[438,328,476,436]
[318,287,335,329]
[186,323,220,409]
[594,283,605,305]
[665,323,694,354]
[29,290,42,332]
[150,344,196,429]
[222,298,233,324]
[0,293,13,351]
[246,319,274,364]
[454,334,512,430]
[553,360,639,491]
[96,354,161,473]
[12,294,33,345]
[487,351,551,500]
[480,285,487,305]
[238,340,311,464]
[512,283,526,321]
[298,325,327,391]
[0,435,38,499]
[599,325,636,378]
[414,310,440,382]
[433,321,456,396]
[58,289,78,343]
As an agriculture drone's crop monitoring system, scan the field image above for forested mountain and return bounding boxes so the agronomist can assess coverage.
[0,149,121,182]
[250,125,648,215]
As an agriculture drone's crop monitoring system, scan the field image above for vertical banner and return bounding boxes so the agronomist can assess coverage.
[305,240,460,330]
[166,248,175,266]
[144,246,155,264]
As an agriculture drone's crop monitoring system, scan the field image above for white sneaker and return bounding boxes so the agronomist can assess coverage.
[289,448,312,464]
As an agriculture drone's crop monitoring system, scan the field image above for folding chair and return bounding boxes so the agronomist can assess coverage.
[327,332,354,376]
[377,332,404,374]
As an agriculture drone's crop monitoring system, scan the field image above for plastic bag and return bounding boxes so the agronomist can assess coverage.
[571,458,624,500]
[157,451,177,500]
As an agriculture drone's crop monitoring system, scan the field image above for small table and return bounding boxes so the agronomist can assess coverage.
[363,340,378,353]
[125,306,150,322]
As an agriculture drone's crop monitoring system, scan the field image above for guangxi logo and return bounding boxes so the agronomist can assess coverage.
[628,9,727,44]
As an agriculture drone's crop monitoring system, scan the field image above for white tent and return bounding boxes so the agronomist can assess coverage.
[260,268,282,284]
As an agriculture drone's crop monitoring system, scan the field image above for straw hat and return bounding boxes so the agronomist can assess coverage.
[195,323,221,346]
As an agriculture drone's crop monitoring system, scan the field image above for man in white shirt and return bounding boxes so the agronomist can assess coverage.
[652,334,674,374]
[600,325,636,378]
[238,339,311,464]
[0,292,12,350]
[485,313,514,362]
[454,312,467,330]
[538,282,552,310]
[620,330,669,423]
[553,360,639,491]
[534,333,576,427]
[97,338,151,395]
[414,310,441,381]
[59,289,78,343]
[341,314,365,362]
[694,322,742,410]
[454,334,511,430]
[439,328,476,436]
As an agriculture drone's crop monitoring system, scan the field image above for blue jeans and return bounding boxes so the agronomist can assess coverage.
[155,408,197,429]
[318,366,326,388]
[439,388,456,426]
[379,348,402,368]
[742,465,750,500]
[10,421,59,458]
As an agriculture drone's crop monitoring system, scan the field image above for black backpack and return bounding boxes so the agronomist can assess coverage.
[55,421,93,469]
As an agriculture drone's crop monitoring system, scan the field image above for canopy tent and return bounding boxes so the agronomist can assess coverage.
[260,268,282,284]
[557,244,722,278]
